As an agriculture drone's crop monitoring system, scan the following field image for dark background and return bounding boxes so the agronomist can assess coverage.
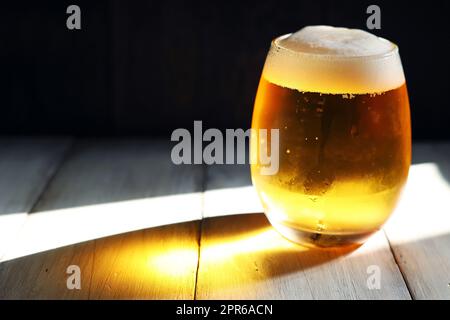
[1,0,449,140]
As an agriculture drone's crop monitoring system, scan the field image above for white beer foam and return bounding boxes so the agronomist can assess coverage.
[263,26,406,94]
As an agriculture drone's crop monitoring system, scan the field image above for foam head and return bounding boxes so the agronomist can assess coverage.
[263,26,405,94]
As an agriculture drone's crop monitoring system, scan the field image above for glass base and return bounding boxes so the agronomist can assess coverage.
[268,218,374,249]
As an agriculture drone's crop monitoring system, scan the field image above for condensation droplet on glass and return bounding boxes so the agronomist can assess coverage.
[316,220,325,232]
[315,136,319,141]
[286,149,291,154]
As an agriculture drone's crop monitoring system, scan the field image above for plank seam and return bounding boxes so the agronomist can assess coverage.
[193,164,206,300]
[28,139,76,214]
[382,228,414,299]
[87,239,97,300]
[0,138,75,263]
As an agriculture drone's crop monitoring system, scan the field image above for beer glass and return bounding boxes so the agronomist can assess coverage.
[250,26,411,248]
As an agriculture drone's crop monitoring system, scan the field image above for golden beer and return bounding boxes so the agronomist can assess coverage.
[251,26,411,247]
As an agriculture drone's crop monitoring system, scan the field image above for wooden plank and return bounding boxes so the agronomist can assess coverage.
[0,139,202,299]
[1,140,203,261]
[384,142,450,300]
[197,165,411,300]
[0,221,199,299]
[0,239,93,299]
[89,221,199,299]
[0,138,71,260]
[203,164,263,218]
[196,214,410,299]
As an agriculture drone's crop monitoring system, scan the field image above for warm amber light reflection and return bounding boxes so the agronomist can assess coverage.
[194,214,361,299]
[202,227,304,262]
[85,221,199,299]
[149,248,198,277]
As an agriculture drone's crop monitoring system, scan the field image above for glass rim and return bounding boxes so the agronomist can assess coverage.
[272,33,400,61]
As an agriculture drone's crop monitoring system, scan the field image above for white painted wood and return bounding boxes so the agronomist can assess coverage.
[0,238,93,299]
[197,215,410,299]
[0,140,202,299]
[385,142,450,299]
[0,221,199,299]
[4,140,449,299]
[0,138,70,261]
[1,140,203,262]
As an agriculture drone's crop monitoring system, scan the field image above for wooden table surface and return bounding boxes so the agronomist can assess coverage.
[0,138,449,300]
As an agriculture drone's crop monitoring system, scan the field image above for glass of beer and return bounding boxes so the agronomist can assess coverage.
[251,26,411,248]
